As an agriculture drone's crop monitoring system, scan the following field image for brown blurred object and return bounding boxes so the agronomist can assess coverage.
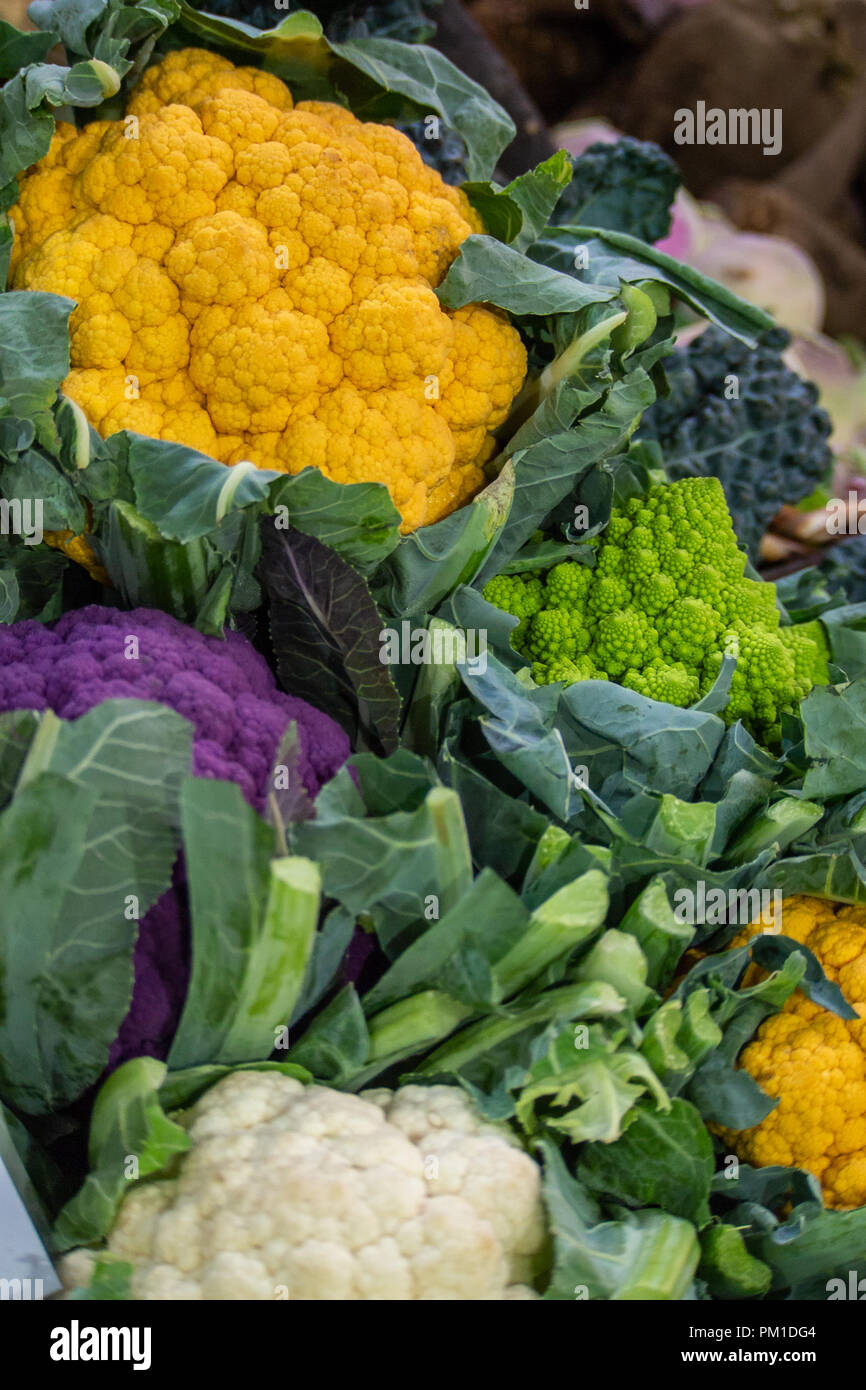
[0,0,32,26]
[467,0,866,338]
[435,1,556,174]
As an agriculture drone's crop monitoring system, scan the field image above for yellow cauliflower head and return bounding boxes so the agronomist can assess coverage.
[716,895,866,1210]
[10,47,527,534]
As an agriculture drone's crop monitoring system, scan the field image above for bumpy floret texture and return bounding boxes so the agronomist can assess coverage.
[0,606,350,1067]
[10,48,526,534]
[716,896,866,1211]
[482,477,830,742]
[60,1075,547,1300]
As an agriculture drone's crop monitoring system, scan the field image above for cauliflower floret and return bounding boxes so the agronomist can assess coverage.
[60,1075,547,1300]
[716,896,866,1210]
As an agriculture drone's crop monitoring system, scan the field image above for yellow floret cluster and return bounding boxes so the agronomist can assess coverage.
[9,47,528,533]
[716,895,866,1210]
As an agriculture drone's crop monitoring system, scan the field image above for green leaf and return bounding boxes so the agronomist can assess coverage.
[726,796,823,864]
[29,0,109,54]
[618,877,694,988]
[516,1025,670,1144]
[576,930,653,1014]
[453,651,580,824]
[329,39,514,182]
[801,680,866,799]
[760,849,866,905]
[0,18,58,79]
[0,537,67,621]
[699,1223,772,1300]
[0,567,19,623]
[438,235,616,316]
[96,498,224,628]
[540,1141,700,1300]
[288,904,356,1027]
[168,778,320,1069]
[561,679,727,804]
[362,868,528,1013]
[124,435,277,542]
[53,1058,190,1251]
[748,1202,866,1295]
[0,292,72,421]
[286,984,370,1083]
[531,226,775,345]
[0,774,97,1108]
[687,1060,777,1130]
[579,1098,714,1226]
[751,933,857,1019]
[0,78,54,203]
[479,367,659,580]
[269,469,400,576]
[260,522,401,754]
[0,709,38,805]
[1,449,87,533]
[0,702,191,1114]
[414,980,625,1091]
[497,869,609,996]
[374,460,514,618]
[291,779,471,957]
[463,150,573,251]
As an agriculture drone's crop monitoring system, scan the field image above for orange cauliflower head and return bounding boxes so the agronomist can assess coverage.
[716,895,866,1211]
[10,47,527,533]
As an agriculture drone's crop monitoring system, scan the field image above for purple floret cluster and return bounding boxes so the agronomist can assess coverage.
[0,605,350,1066]
[0,605,348,811]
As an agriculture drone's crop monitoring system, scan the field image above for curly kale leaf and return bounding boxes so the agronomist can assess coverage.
[819,536,866,605]
[552,138,681,246]
[638,327,833,559]
[393,118,467,184]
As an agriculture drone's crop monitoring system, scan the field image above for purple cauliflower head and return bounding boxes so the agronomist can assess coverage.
[0,605,351,1069]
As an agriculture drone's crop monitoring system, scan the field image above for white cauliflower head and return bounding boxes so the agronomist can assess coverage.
[60,1073,548,1300]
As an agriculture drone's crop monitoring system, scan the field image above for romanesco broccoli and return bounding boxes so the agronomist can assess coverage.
[483,477,830,742]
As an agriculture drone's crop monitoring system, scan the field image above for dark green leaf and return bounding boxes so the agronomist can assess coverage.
[751,934,857,1019]
[125,435,277,542]
[169,778,320,1068]
[578,1098,714,1226]
[270,468,400,576]
[540,1140,700,1300]
[0,18,58,79]
[329,38,514,182]
[438,235,615,316]
[0,292,71,421]
[54,1058,190,1251]
[260,521,401,753]
[0,702,191,1113]
[374,461,514,618]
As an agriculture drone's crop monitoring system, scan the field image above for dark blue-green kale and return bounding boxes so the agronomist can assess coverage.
[392,118,467,184]
[190,0,440,42]
[551,137,681,245]
[819,534,866,603]
[638,327,833,560]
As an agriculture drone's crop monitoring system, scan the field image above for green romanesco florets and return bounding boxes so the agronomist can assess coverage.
[482,476,830,742]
